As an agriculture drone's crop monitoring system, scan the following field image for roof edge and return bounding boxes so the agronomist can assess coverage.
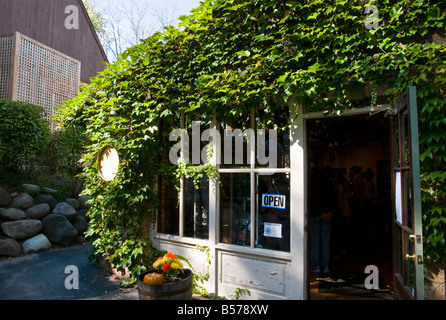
[77,0,109,64]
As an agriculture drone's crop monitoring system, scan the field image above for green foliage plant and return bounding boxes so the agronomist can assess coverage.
[61,0,446,284]
[44,124,88,197]
[0,99,49,174]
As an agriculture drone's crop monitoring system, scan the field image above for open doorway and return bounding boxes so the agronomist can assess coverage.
[307,113,393,300]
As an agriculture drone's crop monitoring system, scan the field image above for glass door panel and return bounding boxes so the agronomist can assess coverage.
[390,86,424,300]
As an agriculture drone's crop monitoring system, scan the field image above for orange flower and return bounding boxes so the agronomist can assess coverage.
[165,252,177,259]
[161,263,171,272]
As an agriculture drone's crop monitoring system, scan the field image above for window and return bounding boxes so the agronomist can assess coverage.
[157,107,291,251]
[184,177,209,239]
[218,107,291,252]
[256,173,290,252]
[158,175,179,235]
[220,173,251,245]
[157,115,210,240]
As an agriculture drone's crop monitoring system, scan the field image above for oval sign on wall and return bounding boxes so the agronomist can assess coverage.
[98,146,119,181]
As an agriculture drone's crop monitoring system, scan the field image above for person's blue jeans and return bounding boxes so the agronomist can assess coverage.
[310,215,331,270]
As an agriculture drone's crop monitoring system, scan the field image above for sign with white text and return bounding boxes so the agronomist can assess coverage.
[261,194,286,210]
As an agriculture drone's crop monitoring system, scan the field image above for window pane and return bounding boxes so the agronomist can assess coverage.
[220,173,251,246]
[255,107,290,169]
[186,121,210,165]
[256,173,290,252]
[158,176,179,235]
[255,129,290,169]
[184,177,209,239]
[220,112,252,169]
[221,126,252,168]
[402,109,411,167]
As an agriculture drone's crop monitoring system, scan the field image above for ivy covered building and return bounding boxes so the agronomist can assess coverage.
[63,0,446,300]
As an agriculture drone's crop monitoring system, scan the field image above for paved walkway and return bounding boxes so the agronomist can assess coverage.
[0,244,139,300]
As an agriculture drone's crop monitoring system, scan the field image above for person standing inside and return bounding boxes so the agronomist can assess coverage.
[332,168,352,256]
[310,166,338,274]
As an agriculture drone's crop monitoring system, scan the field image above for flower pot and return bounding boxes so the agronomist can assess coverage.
[137,269,193,300]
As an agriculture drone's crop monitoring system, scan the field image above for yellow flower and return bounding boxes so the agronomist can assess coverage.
[171,263,179,269]
[153,259,162,268]
[173,259,183,268]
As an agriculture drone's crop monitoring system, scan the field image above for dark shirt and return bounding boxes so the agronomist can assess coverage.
[310,171,338,217]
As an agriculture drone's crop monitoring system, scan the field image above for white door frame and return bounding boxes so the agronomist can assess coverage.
[298,104,390,299]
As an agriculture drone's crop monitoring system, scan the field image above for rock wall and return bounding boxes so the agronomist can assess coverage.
[0,184,91,257]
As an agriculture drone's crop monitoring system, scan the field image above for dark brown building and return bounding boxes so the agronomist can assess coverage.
[0,0,108,83]
[0,0,108,129]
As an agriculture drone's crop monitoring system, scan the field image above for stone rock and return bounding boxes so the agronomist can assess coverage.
[42,187,58,195]
[9,192,19,198]
[52,202,77,221]
[11,193,35,210]
[22,233,51,254]
[0,187,11,207]
[77,208,90,221]
[0,219,42,240]
[0,237,21,257]
[21,184,40,194]
[42,214,77,246]
[25,203,51,220]
[0,208,27,221]
[35,193,58,209]
[75,235,87,244]
[71,215,87,235]
[65,198,79,210]
[78,195,93,209]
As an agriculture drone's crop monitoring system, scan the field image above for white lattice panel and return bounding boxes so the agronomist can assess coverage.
[0,33,80,130]
[15,34,80,130]
[0,35,13,100]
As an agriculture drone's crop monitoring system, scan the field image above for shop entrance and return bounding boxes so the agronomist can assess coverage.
[306,113,394,300]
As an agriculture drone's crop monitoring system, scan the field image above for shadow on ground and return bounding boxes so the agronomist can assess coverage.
[0,244,138,300]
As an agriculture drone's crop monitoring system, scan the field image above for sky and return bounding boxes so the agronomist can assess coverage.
[171,0,204,21]
[89,0,204,60]
[134,0,204,25]
[95,0,204,26]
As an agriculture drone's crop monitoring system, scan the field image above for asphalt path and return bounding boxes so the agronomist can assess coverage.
[0,244,138,300]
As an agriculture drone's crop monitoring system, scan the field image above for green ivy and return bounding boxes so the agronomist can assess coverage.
[0,99,49,173]
[61,0,446,282]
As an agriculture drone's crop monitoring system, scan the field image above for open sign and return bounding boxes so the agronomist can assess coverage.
[261,194,286,210]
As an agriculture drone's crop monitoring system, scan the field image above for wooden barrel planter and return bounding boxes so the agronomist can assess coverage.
[137,269,193,300]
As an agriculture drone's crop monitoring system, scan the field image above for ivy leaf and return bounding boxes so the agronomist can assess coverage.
[185,102,201,113]
[308,12,319,20]
[143,54,150,66]
[389,6,404,22]
[277,73,288,83]
[428,7,440,19]
[307,63,320,74]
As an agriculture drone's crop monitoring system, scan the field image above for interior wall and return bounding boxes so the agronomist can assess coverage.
[321,140,389,190]
[307,114,391,196]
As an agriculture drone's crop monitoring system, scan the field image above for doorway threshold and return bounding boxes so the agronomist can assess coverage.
[309,272,392,300]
